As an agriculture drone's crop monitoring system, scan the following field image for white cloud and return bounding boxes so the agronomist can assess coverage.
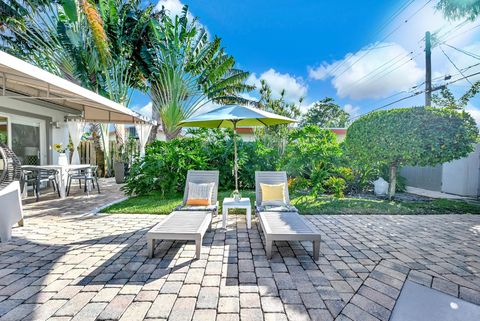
[192,100,220,116]
[132,102,153,119]
[309,42,423,100]
[155,0,206,32]
[155,0,190,18]
[247,68,307,102]
[343,104,361,118]
[466,106,480,125]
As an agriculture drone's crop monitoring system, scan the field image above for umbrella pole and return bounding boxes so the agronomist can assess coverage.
[233,121,239,192]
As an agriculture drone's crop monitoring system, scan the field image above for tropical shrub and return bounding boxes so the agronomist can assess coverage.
[345,107,478,199]
[324,177,347,198]
[123,129,279,195]
[282,125,342,195]
[123,138,209,196]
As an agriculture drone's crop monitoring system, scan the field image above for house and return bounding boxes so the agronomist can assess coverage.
[236,127,255,142]
[0,50,150,166]
[235,127,347,143]
[325,128,347,142]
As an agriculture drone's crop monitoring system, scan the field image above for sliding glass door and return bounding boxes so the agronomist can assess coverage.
[12,123,41,165]
[0,113,46,166]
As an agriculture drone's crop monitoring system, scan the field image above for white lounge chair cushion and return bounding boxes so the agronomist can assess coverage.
[176,204,218,212]
[256,204,298,212]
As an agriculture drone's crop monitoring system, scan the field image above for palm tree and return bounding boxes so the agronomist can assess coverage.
[136,6,254,140]
[0,0,154,173]
[0,0,150,101]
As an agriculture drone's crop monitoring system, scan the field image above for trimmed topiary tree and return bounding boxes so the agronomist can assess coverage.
[345,107,478,199]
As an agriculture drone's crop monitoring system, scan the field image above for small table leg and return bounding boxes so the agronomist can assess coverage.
[58,168,67,199]
[246,207,251,229]
[222,206,228,229]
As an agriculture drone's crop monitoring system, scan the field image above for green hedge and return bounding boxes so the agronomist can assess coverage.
[123,129,280,196]
[123,126,381,197]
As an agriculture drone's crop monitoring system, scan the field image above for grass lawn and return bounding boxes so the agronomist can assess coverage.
[101,190,480,215]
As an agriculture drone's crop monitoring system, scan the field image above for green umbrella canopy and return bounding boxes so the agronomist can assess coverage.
[178,105,297,195]
[178,105,296,128]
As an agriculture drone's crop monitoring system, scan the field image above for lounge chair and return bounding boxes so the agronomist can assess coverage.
[255,171,298,214]
[255,171,321,260]
[147,211,211,259]
[175,170,219,216]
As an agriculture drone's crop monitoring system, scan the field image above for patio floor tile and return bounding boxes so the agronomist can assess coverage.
[0,178,478,320]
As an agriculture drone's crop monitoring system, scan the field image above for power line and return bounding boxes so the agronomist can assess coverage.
[432,19,470,45]
[351,69,480,120]
[377,0,416,32]
[334,0,433,80]
[346,51,411,88]
[349,51,422,92]
[440,45,473,85]
[445,70,480,86]
[442,43,480,60]
[327,0,420,77]
[351,92,422,120]
[440,23,480,44]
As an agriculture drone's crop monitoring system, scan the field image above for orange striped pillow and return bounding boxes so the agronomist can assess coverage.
[186,198,210,206]
[186,182,214,206]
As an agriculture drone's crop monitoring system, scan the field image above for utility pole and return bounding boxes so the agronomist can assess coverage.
[425,31,432,106]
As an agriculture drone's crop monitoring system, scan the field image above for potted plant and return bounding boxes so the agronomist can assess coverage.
[114,143,126,184]
[53,143,70,166]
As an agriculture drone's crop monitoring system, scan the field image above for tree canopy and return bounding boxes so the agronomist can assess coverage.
[345,106,478,198]
[137,6,254,140]
[437,0,480,20]
[300,98,350,128]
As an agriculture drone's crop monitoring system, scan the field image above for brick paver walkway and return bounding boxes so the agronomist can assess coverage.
[0,180,479,321]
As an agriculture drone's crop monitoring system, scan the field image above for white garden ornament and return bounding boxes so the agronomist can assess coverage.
[374,177,389,196]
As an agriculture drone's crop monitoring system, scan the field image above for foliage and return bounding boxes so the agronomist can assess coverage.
[345,106,479,198]
[437,0,480,21]
[432,82,480,109]
[300,97,350,128]
[123,129,278,196]
[53,143,71,153]
[124,137,209,196]
[0,0,154,175]
[136,6,254,140]
[0,0,150,102]
[102,190,480,215]
[323,177,346,198]
[255,80,301,155]
[282,125,342,195]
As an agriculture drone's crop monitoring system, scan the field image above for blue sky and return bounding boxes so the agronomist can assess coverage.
[132,0,480,123]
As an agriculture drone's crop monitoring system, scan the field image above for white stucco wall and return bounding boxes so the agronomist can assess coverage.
[0,96,70,164]
[441,143,480,197]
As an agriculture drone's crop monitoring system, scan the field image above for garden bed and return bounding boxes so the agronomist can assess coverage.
[101,191,480,215]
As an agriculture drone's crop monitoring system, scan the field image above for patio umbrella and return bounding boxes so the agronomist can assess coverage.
[178,105,296,193]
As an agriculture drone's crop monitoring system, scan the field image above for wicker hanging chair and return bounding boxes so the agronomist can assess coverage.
[0,142,22,190]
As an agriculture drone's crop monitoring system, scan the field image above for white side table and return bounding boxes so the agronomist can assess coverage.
[222,197,252,229]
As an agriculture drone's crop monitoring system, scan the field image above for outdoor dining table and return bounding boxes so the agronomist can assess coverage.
[21,164,91,199]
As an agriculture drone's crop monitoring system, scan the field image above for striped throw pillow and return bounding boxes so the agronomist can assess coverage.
[186,182,214,206]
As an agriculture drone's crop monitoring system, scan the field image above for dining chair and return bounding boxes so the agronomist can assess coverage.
[67,165,100,196]
[21,168,60,201]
